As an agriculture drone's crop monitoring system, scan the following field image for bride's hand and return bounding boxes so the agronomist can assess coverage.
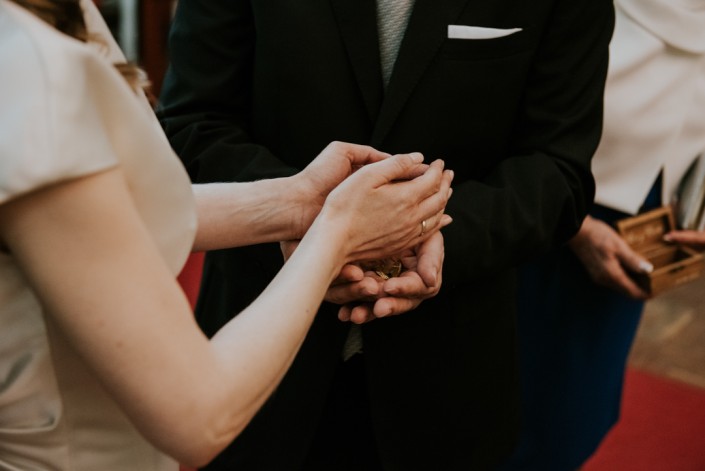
[318,152,453,264]
[291,142,422,239]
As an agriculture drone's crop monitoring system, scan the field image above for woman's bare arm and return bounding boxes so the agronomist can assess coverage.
[191,142,435,251]
[0,149,451,466]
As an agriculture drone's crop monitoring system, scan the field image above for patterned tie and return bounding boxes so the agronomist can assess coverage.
[341,0,416,361]
[376,0,415,87]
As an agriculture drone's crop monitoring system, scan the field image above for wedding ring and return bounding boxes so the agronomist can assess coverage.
[419,219,428,237]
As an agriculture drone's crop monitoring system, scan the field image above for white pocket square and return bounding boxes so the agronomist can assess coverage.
[447,25,522,40]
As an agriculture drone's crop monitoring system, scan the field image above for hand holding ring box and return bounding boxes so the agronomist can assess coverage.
[617,206,704,296]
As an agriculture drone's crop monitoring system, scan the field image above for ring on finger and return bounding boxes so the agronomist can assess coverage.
[419,219,428,237]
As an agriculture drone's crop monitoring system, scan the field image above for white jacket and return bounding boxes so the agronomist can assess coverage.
[592,0,705,214]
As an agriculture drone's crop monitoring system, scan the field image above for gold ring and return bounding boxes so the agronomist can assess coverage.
[419,219,428,237]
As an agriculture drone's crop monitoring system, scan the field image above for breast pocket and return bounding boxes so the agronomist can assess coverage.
[440,26,538,61]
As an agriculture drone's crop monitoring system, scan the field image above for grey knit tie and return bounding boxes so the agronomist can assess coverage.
[341,0,415,362]
[376,0,415,87]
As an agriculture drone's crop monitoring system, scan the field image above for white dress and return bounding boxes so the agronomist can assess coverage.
[0,0,197,469]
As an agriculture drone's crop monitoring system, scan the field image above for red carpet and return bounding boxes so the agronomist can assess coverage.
[584,368,705,471]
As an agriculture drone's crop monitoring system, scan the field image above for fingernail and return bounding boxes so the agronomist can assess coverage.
[639,261,654,273]
[449,170,455,180]
[448,188,453,199]
[663,234,673,242]
[376,306,393,318]
[411,152,424,163]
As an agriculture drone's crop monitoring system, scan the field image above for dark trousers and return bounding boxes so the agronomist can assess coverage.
[302,354,384,471]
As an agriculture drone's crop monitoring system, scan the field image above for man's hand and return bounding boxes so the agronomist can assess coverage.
[280,240,382,304]
[337,231,445,323]
[282,231,445,324]
[568,215,653,299]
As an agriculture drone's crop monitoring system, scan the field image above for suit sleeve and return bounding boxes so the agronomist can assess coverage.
[158,0,298,183]
[442,0,614,287]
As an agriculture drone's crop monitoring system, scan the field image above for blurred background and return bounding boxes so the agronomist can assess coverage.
[96,0,173,96]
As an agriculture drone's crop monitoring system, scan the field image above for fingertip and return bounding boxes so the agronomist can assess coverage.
[341,264,364,282]
[338,305,351,322]
[349,305,371,324]
[410,152,424,163]
[639,260,654,274]
[412,163,430,176]
[428,159,445,172]
[373,301,393,318]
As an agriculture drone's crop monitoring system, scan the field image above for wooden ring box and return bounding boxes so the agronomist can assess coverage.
[616,206,704,296]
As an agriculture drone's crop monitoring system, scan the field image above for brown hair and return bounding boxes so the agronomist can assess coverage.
[11,0,149,92]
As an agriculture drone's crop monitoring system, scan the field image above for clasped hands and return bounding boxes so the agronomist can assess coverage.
[282,142,454,323]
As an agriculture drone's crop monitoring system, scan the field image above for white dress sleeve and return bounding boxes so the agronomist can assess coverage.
[0,0,196,275]
[0,1,119,205]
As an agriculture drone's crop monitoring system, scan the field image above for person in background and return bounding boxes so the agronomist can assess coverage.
[158,0,615,469]
[504,0,705,469]
[0,0,454,469]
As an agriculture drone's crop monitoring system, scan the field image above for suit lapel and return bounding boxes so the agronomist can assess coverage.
[330,0,384,124]
[371,0,471,146]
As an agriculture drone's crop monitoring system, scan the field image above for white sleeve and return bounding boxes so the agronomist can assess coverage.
[0,3,118,205]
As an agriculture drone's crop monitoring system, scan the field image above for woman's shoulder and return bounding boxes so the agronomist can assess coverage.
[0,0,121,205]
[0,0,103,76]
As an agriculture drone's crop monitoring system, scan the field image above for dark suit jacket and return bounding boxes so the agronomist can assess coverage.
[159,1,614,469]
